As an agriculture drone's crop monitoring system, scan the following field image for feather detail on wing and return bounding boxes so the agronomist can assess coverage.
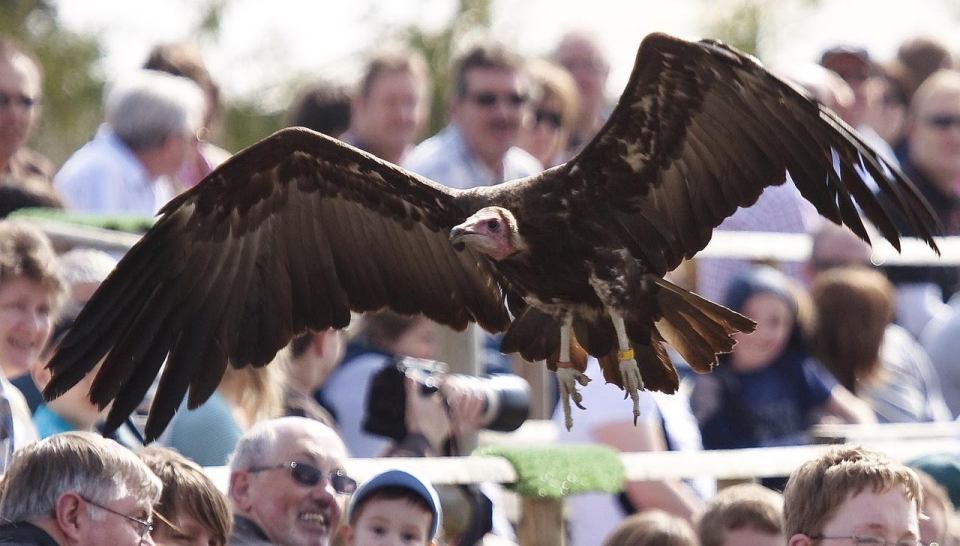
[44,128,509,440]
[554,32,940,276]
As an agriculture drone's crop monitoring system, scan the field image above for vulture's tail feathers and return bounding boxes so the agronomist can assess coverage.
[652,277,756,373]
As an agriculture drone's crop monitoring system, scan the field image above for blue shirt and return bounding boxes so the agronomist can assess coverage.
[403,125,541,189]
[54,125,175,215]
[32,404,76,439]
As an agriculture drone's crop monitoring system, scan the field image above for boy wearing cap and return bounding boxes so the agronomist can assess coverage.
[342,469,441,546]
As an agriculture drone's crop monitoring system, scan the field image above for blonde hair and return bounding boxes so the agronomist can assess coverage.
[784,445,922,537]
[219,364,285,428]
[697,483,783,546]
[601,510,698,546]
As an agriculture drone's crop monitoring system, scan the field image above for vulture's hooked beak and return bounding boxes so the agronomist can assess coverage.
[449,225,471,250]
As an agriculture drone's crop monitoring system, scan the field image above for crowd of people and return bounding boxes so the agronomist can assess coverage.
[2,23,960,546]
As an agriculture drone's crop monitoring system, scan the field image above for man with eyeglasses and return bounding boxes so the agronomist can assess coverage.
[0,36,61,214]
[785,445,933,546]
[226,417,356,546]
[0,431,162,546]
[403,38,541,190]
[879,69,960,338]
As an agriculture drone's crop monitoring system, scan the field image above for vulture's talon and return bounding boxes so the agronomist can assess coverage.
[557,367,591,431]
[619,358,643,423]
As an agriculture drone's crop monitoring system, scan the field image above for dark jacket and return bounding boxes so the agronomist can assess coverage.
[227,516,273,546]
[0,522,60,545]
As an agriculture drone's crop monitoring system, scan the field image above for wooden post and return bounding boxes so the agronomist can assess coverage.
[518,496,565,546]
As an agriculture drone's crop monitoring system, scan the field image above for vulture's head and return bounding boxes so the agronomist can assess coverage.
[450,206,526,261]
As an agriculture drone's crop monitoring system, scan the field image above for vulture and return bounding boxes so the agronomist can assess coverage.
[44,32,939,440]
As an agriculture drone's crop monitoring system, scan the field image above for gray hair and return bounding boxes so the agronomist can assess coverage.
[227,417,346,473]
[0,431,162,521]
[58,248,118,286]
[104,69,205,151]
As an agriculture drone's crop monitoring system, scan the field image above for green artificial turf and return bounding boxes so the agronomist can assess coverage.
[477,444,625,498]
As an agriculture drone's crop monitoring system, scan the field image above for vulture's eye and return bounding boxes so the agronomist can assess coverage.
[486,219,500,231]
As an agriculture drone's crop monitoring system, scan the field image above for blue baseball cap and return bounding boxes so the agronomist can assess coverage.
[347,469,442,540]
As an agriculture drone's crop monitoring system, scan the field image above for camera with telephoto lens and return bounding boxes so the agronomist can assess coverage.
[363,356,530,441]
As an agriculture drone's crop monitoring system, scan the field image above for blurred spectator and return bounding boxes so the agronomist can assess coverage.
[783,445,922,546]
[923,305,960,417]
[138,445,232,546]
[881,69,960,337]
[342,468,442,546]
[809,266,951,423]
[144,41,232,190]
[691,267,874,453]
[552,30,610,157]
[320,310,443,458]
[779,62,855,114]
[0,36,59,213]
[404,38,541,188]
[0,220,65,470]
[11,247,116,414]
[820,44,899,166]
[341,45,430,165]
[897,35,955,99]
[226,417,356,546]
[517,59,579,168]
[600,510,698,546]
[30,339,106,438]
[54,69,205,215]
[554,357,712,544]
[163,364,285,467]
[696,483,784,546]
[0,431,161,546]
[865,61,912,151]
[288,80,352,138]
[282,329,343,427]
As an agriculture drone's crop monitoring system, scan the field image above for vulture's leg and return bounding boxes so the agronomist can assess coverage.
[609,309,643,424]
[556,314,589,431]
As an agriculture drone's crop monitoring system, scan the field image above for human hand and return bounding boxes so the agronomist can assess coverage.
[440,375,488,435]
[403,377,453,453]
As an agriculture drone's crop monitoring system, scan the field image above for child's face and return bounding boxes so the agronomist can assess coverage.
[346,498,433,546]
[732,293,793,372]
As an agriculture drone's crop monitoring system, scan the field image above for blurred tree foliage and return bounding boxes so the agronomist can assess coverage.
[1,0,104,166]
[403,0,493,137]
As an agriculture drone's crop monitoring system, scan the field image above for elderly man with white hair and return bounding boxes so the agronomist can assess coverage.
[226,416,357,546]
[54,69,206,215]
[0,431,162,545]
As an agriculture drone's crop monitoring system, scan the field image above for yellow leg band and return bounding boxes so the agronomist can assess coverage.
[618,348,635,361]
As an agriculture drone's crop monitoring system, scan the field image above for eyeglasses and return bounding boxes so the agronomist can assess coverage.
[811,535,937,546]
[0,92,37,110]
[247,461,358,494]
[923,114,960,130]
[79,495,154,543]
[534,109,564,129]
[467,91,528,108]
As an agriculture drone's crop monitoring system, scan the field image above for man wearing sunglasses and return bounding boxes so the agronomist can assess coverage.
[404,38,541,190]
[227,417,355,546]
[0,431,162,546]
[879,69,960,339]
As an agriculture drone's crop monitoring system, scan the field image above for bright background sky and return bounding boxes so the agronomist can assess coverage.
[53,0,960,107]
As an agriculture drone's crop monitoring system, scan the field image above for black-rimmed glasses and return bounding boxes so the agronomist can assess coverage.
[247,461,358,494]
[811,535,937,546]
[79,495,153,543]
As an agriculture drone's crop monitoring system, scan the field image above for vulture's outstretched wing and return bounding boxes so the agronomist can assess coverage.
[553,32,940,275]
[44,128,509,440]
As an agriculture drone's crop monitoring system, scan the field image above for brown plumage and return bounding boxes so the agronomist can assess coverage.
[44,33,940,440]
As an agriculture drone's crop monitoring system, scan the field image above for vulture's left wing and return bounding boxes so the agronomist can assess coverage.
[560,32,940,275]
[44,128,509,440]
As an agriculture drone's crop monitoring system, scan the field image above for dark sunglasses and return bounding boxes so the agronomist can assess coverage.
[923,114,960,130]
[0,92,37,109]
[534,109,564,129]
[468,91,527,108]
[248,461,358,494]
